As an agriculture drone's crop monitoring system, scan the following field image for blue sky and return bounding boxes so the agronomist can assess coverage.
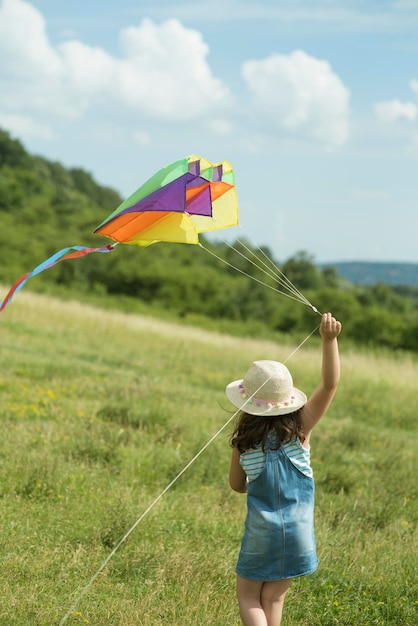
[1,0,418,263]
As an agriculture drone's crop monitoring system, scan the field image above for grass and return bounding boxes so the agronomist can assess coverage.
[0,291,417,625]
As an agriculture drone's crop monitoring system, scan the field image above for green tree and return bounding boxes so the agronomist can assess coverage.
[0,129,29,168]
[350,308,406,349]
[321,265,340,288]
[282,251,322,290]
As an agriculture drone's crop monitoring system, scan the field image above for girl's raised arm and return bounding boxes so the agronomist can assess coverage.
[301,312,341,440]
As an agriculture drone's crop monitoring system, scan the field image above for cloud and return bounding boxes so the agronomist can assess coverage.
[241,50,350,146]
[0,0,352,150]
[375,99,417,122]
[0,112,55,139]
[410,78,418,93]
[133,130,151,147]
[0,0,231,125]
[116,18,231,120]
[143,0,418,37]
[0,0,60,76]
[208,118,233,136]
[0,0,67,115]
[374,80,418,123]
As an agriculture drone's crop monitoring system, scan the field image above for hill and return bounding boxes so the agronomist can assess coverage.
[326,261,418,287]
[1,127,418,353]
[0,291,417,625]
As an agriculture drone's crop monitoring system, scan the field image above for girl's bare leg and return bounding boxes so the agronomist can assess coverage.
[236,576,267,626]
[261,578,292,626]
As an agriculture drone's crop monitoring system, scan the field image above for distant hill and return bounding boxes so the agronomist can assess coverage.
[324,261,418,287]
[1,127,418,352]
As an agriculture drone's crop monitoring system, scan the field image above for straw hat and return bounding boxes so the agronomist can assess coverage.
[225,360,307,416]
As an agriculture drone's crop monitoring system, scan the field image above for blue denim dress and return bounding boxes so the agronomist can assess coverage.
[236,439,319,581]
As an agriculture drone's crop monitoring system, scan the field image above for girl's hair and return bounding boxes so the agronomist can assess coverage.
[230,410,304,453]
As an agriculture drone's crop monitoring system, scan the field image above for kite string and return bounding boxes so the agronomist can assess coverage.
[59,409,237,625]
[58,321,319,624]
[225,239,315,309]
[232,237,314,307]
[224,240,303,298]
[199,243,321,315]
[199,243,308,307]
[283,323,320,363]
[231,235,321,312]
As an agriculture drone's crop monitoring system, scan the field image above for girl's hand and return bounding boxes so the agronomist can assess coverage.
[320,312,342,340]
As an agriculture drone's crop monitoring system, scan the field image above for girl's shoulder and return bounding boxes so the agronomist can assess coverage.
[241,435,313,480]
[281,437,313,478]
[240,444,266,481]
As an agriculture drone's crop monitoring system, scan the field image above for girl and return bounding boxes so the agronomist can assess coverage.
[227,312,341,626]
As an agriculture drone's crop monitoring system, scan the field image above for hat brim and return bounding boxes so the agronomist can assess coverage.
[226,379,307,416]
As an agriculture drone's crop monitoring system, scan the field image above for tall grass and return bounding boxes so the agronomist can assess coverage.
[0,291,417,625]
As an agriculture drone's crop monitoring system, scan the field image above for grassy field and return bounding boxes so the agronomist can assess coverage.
[0,291,417,626]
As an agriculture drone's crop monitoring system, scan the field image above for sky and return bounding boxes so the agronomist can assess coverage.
[1,0,418,264]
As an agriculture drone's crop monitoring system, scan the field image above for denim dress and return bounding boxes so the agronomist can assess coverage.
[236,437,319,581]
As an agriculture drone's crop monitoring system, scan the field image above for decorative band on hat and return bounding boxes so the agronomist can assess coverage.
[239,384,296,410]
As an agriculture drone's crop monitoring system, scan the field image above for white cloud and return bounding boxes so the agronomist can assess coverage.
[133,130,151,146]
[144,0,418,36]
[410,78,418,94]
[0,112,55,139]
[375,99,417,122]
[0,1,353,149]
[374,80,418,123]
[208,118,233,136]
[0,0,61,76]
[241,50,350,146]
[116,18,230,120]
[0,0,230,126]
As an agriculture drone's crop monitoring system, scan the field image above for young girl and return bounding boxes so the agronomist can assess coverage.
[227,312,341,626]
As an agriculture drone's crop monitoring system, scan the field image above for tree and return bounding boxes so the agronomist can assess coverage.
[322,265,340,288]
[350,308,406,349]
[282,251,322,290]
[0,129,29,169]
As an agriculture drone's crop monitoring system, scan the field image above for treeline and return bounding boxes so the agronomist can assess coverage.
[1,128,418,352]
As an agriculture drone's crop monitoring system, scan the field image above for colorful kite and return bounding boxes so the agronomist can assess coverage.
[95,154,238,245]
[0,155,239,312]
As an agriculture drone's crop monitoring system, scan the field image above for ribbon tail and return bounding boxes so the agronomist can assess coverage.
[0,244,116,312]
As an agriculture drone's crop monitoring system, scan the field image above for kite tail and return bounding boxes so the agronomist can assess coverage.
[0,244,117,312]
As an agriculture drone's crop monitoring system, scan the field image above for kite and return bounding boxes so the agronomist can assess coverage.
[95,154,238,246]
[0,155,239,312]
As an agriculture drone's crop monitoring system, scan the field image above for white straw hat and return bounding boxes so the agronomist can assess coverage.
[225,360,307,416]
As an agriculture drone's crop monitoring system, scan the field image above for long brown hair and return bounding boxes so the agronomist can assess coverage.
[230,410,305,453]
